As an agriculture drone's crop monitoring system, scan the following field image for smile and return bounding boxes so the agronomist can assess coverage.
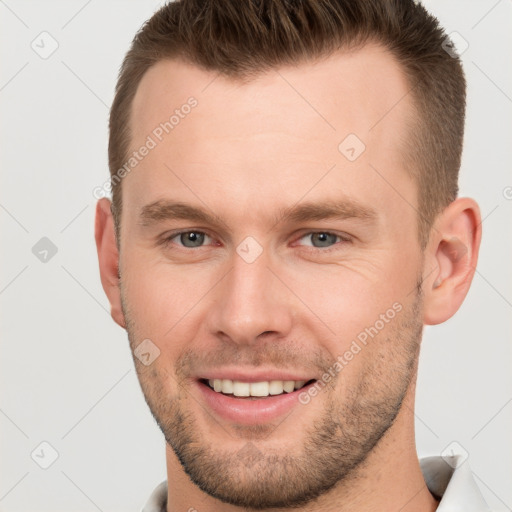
[195,377,318,424]
[203,378,314,398]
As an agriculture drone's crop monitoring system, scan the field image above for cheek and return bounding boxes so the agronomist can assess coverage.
[122,255,214,344]
[285,252,420,353]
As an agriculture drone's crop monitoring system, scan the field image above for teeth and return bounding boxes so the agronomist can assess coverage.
[207,378,309,397]
[269,380,284,395]
[250,381,270,396]
[233,381,250,397]
[283,380,295,393]
[221,379,233,394]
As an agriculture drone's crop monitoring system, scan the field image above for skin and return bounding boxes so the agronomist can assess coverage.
[95,44,481,511]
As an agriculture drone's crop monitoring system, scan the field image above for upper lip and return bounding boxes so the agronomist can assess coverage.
[195,368,317,383]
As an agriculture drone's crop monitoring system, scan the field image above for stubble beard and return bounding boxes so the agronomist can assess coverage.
[122,287,424,509]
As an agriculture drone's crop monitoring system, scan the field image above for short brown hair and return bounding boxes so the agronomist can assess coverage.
[108,0,466,249]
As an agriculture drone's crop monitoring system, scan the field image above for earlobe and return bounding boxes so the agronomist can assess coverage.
[422,198,482,325]
[94,198,126,329]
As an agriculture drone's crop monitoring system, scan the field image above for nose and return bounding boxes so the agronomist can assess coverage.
[206,247,294,346]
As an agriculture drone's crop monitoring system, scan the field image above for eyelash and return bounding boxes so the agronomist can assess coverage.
[159,230,352,253]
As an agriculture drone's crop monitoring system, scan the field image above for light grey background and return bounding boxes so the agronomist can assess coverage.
[1,1,511,511]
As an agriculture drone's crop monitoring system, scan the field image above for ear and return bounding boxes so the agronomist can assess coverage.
[422,197,482,325]
[94,198,126,329]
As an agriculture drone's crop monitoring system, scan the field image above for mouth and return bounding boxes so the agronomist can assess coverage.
[195,372,319,424]
[199,378,316,399]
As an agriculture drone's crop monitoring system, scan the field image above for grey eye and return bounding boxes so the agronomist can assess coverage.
[179,231,206,247]
[308,232,339,248]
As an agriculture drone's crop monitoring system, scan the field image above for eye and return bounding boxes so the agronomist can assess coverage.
[296,231,351,250]
[164,230,213,248]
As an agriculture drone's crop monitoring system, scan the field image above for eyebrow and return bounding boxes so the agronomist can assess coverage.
[139,199,378,230]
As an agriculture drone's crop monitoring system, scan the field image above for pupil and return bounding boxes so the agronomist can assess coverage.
[182,232,204,247]
[313,232,336,247]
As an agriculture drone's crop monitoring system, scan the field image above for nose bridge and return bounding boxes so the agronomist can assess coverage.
[208,247,292,344]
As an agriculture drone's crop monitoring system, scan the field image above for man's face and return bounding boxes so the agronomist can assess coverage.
[119,45,426,507]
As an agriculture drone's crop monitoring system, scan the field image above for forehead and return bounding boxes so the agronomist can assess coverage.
[131,43,413,142]
[125,44,416,228]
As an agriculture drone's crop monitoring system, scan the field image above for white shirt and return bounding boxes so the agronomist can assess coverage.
[141,455,491,512]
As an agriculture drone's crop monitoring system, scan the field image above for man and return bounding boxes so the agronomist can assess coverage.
[95,0,489,510]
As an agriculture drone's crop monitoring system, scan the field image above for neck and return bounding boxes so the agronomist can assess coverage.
[165,380,438,512]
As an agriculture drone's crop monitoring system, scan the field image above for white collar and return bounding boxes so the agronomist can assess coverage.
[420,455,490,511]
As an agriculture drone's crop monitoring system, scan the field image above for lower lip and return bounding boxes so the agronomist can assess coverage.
[195,380,315,425]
